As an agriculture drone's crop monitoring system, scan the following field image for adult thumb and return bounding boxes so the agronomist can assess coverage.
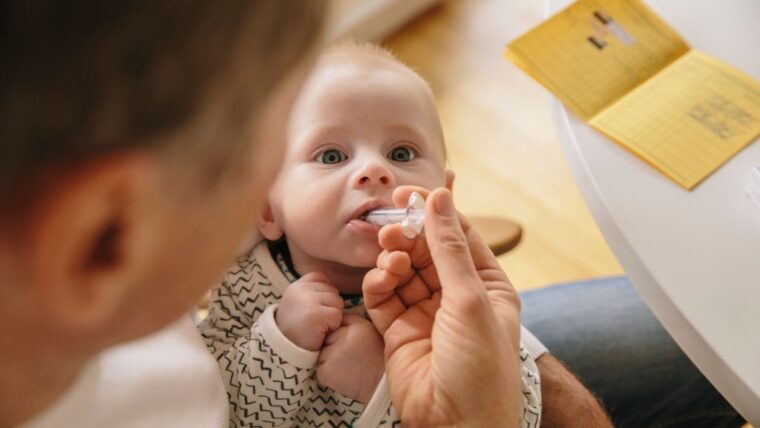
[424,188,481,300]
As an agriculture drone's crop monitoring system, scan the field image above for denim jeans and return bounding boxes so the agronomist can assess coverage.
[520,276,745,428]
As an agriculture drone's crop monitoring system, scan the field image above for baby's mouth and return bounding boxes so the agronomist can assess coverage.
[348,209,373,225]
[358,209,372,222]
[347,200,389,224]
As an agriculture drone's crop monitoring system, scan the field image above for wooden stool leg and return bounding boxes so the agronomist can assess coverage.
[468,215,523,257]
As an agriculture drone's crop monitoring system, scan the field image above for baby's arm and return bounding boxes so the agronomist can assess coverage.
[200,271,341,427]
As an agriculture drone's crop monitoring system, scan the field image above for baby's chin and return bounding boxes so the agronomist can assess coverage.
[341,242,383,269]
[315,238,381,270]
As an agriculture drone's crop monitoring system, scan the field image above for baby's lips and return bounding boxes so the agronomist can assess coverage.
[364,191,425,238]
[347,199,391,222]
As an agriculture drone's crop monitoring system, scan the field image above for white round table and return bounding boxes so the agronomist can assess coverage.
[547,0,760,422]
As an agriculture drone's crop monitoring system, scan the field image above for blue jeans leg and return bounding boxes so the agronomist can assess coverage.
[520,276,745,428]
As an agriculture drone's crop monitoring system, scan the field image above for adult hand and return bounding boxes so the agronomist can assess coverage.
[363,186,523,427]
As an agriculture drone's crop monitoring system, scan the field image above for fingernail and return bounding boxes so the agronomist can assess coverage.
[434,191,454,216]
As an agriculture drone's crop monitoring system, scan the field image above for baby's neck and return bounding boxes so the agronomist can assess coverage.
[311,263,369,295]
[283,241,370,295]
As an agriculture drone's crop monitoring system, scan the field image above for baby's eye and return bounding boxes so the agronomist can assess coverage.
[388,146,416,162]
[316,149,348,165]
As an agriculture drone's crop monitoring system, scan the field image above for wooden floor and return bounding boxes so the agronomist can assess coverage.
[384,0,624,291]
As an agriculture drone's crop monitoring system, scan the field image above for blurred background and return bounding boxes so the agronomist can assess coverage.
[329,0,624,292]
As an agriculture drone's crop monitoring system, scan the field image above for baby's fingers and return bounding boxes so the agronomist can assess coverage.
[318,306,343,334]
[318,291,345,310]
[323,325,347,347]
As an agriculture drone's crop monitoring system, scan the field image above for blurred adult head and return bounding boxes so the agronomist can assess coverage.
[0,0,325,409]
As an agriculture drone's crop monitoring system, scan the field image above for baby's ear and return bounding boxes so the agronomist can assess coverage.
[445,169,456,192]
[257,203,284,241]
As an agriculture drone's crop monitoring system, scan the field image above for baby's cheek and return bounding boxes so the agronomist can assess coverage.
[397,164,447,191]
[283,205,334,244]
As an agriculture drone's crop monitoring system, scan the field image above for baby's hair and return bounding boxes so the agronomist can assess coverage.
[320,40,447,162]
[321,40,434,94]
[322,39,402,65]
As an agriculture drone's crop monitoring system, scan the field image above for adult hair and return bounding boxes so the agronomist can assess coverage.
[0,1,326,199]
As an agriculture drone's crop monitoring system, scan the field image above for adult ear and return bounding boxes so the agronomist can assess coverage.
[23,152,159,334]
[445,169,455,192]
[256,202,284,241]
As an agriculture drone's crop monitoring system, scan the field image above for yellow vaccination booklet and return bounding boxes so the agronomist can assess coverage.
[505,0,760,190]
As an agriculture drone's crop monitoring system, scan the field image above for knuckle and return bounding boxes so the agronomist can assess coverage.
[283,284,308,300]
[456,291,489,316]
[329,296,344,309]
[328,308,343,323]
[433,228,468,253]
[304,306,322,322]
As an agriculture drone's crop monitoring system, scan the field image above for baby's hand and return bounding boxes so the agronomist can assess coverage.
[276,272,343,351]
[316,314,385,404]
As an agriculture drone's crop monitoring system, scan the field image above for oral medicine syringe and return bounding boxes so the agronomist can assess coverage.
[364,191,425,238]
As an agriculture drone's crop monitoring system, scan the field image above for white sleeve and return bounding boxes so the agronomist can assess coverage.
[201,290,318,427]
[353,375,395,428]
[521,324,548,359]
[258,304,320,368]
[520,342,542,428]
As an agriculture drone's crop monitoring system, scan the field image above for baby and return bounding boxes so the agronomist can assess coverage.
[200,42,541,427]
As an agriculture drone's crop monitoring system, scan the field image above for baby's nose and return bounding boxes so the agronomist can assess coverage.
[353,161,395,188]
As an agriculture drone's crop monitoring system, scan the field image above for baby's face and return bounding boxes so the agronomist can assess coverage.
[268,59,447,269]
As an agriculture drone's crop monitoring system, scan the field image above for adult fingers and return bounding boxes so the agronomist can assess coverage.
[396,275,433,308]
[383,295,438,362]
[425,189,521,337]
[378,224,415,253]
[391,186,431,208]
[379,224,434,274]
[362,267,407,334]
[376,250,412,277]
[424,188,483,304]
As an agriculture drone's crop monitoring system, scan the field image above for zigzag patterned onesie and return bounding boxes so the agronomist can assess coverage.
[199,241,542,427]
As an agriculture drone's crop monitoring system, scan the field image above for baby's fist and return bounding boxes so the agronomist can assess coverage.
[317,314,385,404]
[276,272,343,351]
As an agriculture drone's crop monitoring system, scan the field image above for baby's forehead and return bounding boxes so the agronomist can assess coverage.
[289,48,447,160]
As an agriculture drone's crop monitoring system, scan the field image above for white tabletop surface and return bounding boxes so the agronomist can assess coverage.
[546,0,760,422]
